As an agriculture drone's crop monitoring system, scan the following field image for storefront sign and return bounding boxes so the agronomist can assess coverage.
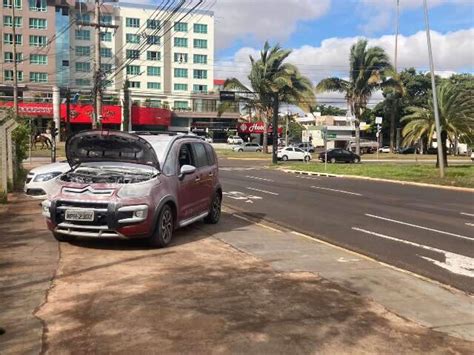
[237,122,283,134]
[0,102,54,116]
[131,106,171,126]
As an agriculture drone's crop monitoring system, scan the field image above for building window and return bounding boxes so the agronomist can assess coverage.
[3,33,22,45]
[146,35,160,45]
[100,47,112,58]
[100,32,112,42]
[75,46,90,56]
[193,84,207,93]
[4,70,23,81]
[146,51,160,61]
[126,49,140,59]
[147,82,161,90]
[174,68,188,78]
[4,16,22,27]
[3,0,22,9]
[129,81,140,88]
[29,0,47,12]
[174,101,189,110]
[75,29,90,41]
[174,53,188,63]
[147,66,160,76]
[126,65,141,75]
[174,22,187,32]
[76,13,90,22]
[147,19,160,29]
[194,39,207,49]
[174,37,187,47]
[193,69,207,79]
[76,78,90,86]
[100,15,112,25]
[101,63,112,73]
[30,72,48,83]
[75,62,91,72]
[126,17,140,28]
[29,18,47,29]
[174,83,188,91]
[30,54,47,65]
[4,52,22,63]
[193,23,207,34]
[193,54,207,64]
[126,33,140,44]
[29,35,47,47]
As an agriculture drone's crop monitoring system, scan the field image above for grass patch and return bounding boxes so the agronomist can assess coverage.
[284,162,474,188]
[30,142,66,158]
[362,153,469,160]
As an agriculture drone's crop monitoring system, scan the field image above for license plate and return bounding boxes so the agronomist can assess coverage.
[65,209,94,222]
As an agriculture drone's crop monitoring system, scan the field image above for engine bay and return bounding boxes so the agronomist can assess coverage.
[60,168,156,184]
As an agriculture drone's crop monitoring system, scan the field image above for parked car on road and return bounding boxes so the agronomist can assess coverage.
[319,149,361,163]
[232,143,262,152]
[277,147,311,162]
[378,146,390,153]
[295,142,315,153]
[399,146,419,154]
[41,130,222,248]
[227,136,244,145]
[348,139,378,154]
[24,161,71,199]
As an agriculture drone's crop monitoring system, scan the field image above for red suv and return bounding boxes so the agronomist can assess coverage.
[41,130,222,247]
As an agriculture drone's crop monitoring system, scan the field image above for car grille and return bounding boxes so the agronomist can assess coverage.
[63,187,115,197]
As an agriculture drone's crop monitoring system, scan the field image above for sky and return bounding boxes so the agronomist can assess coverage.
[210,0,474,96]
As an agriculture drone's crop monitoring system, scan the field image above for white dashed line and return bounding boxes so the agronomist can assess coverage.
[365,214,473,241]
[310,186,362,196]
[246,187,279,196]
[466,223,474,227]
[245,175,274,182]
[295,175,320,180]
[461,212,474,217]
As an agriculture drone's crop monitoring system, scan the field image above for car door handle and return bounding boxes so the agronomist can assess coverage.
[194,176,201,182]
[208,172,214,177]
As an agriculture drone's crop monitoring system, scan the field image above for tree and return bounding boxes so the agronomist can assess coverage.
[401,81,474,167]
[316,39,399,155]
[220,42,316,159]
[317,104,347,116]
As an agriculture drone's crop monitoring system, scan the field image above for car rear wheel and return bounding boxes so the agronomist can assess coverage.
[53,232,75,243]
[304,155,310,162]
[238,149,243,152]
[282,155,288,161]
[353,157,360,164]
[204,193,221,224]
[330,157,336,164]
[148,204,174,248]
[256,149,262,152]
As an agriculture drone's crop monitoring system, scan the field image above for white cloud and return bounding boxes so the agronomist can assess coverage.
[214,0,331,49]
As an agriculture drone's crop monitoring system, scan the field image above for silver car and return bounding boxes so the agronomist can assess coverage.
[232,143,263,152]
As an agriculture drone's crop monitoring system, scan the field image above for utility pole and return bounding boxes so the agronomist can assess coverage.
[423,0,445,178]
[122,78,130,132]
[272,95,279,165]
[390,0,400,153]
[66,88,71,138]
[11,2,19,116]
[78,0,118,129]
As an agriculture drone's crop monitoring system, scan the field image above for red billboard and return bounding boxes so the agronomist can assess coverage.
[131,106,171,126]
[0,102,54,116]
[237,122,283,134]
[60,104,122,124]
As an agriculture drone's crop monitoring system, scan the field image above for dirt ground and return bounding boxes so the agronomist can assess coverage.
[34,223,472,354]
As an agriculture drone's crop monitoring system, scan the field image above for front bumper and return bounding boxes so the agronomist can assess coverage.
[45,200,153,239]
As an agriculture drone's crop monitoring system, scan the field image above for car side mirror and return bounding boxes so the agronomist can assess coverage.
[179,165,196,179]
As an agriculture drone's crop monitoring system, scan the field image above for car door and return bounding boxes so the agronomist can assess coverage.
[191,142,214,215]
[294,148,305,160]
[176,142,202,221]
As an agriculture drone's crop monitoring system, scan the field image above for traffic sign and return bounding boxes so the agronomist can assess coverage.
[375,116,383,124]
[327,133,337,139]
[219,91,236,102]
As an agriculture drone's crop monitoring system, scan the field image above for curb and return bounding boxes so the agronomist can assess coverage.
[281,169,474,192]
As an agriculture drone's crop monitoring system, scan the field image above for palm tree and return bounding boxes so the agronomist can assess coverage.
[316,39,400,155]
[219,42,316,157]
[401,81,474,167]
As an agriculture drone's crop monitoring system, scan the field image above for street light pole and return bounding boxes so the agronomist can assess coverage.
[423,0,445,178]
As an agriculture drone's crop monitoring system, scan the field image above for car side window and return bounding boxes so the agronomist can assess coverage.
[295,148,304,153]
[162,144,179,176]
[204,144,216,165]
[192,143,209,168]
[178,143,195,168]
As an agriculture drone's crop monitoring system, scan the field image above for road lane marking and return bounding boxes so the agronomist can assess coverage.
[223,191,262,204]
[295,175,320,180]
[245,175,274,182]
[352,227,474,278]
[461,212,474,217]
[246,187,279,196]
[365,214,472,241]
[311,186,362,196]
[466,223,474,227]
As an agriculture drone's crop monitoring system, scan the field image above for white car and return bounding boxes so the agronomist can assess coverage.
[277,147,312,162]
[227,135,244,145]
[378,146,391,153]
[471,151,474,163]
[24,161,71,199]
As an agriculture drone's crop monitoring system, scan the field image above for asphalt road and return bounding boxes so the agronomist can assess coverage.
[218,159,474,293]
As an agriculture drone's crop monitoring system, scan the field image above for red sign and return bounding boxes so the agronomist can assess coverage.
[131,106,171,126]
[60,104,121,124]
[237,122,283,134]
[0,102,54,116]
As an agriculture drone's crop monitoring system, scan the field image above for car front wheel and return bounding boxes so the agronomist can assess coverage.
[330,157,336,164]
[204,193,221,224]
[353,157,360,163]
[304,156,310,162]
[282,155,288,161]
[148,204,174,248]
[238,149,243,152]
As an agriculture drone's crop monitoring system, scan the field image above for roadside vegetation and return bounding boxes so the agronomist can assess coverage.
[284,163,474,188]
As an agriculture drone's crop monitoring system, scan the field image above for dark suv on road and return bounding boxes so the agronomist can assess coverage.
[41,130,222,248]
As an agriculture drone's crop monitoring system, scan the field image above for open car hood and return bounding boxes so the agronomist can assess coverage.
[66,130,160,168]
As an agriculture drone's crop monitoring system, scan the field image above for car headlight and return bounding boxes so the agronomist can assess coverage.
[34,172,62,182]
[41,200,51,218]
[117,181,155,198]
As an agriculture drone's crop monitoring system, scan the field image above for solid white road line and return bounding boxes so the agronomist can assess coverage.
[295,175,319,180]
[461,212,474,217]
[246,187,279,196]
[466,223,474,227]
[352,227,474,278]
[245,175,274,182]
[311,186,362,196]
[365,214,473,242]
